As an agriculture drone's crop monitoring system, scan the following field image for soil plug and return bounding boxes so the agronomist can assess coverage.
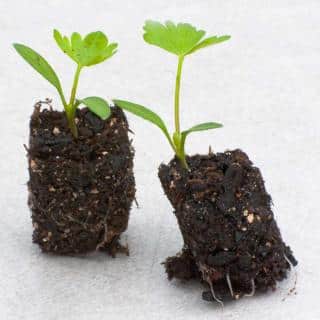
[115,20,297,302]
[14,30,135,255]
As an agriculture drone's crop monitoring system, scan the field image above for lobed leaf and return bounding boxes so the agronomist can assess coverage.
[143,20,230,56]
[54,29,118,67]
[13,43,62,93]
[80,96,111,120]
[143,20,205,56]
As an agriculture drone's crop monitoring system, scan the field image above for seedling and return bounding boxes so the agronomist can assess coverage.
[14,30,118,137]
[115,20,230,168]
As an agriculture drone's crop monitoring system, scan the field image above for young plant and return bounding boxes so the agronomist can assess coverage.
[114,20,230,169]
[14,30,118,138]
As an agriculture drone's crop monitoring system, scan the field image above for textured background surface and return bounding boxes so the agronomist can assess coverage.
[0,1,319,319]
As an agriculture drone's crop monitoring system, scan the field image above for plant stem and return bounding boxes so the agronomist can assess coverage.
[179,153,188,169]
[174,55,189,169]
[65,64,82,138]
[66,108,78,138]
[179,133,188,168]
[69,64,82,110]
[174,55,184,134]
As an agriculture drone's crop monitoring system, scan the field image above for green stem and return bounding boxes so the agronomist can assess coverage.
[179,134,188,169]
[181,158,188,169]
[174,55,184,134]
[69,64,82,110]
[65,64,82,138]
[66,108,78,138]
[174,55,189,169]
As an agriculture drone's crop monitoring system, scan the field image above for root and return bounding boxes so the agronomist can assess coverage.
[226,273,234,298]
[199,263,224,307]
[282,254,298,301]
[96,218,109,250]
[245,279,255,297]
[134,197,139,208]
[284,254,294,269]
[208,278,224,307]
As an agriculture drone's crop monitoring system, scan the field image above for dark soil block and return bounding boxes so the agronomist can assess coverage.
[28,103,135,255]
[159,149,297,302]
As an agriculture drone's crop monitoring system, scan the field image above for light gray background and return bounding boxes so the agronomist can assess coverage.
[0,1,319,319]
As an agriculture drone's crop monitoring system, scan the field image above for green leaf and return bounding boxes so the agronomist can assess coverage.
[54,29,118,67]
[183,122,223,134]
[13,43,62,93]
[114,99,174,149]
[181,122,223,148]
[187,35,231,54]
[143,20,230,56]
[80,97,111,120]
[143,20,205,56]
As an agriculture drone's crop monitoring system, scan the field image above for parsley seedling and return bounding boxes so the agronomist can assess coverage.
[14,30,117,137]
[114,20,230,169]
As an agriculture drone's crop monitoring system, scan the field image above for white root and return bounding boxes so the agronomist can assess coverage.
[281,254,298,301]
[226,273,234,298]
[208,278,224,307]
[245,279,255,297]
[284,254,294,269]
[199,263,224,307]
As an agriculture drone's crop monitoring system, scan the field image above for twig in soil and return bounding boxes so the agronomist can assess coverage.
[226,273,234,298]
[66,214,87,227]
[35,98,53,109]
[244,279,255,297]
[96,216,109,250]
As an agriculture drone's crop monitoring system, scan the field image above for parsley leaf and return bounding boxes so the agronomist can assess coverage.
[143,20,230,56]
[53,30,118,67]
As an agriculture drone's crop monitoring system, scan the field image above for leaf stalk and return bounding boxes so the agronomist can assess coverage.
[65,64,82,138]
[69,64,82,109]
[174,55,184,134]
[173,55,189,169]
